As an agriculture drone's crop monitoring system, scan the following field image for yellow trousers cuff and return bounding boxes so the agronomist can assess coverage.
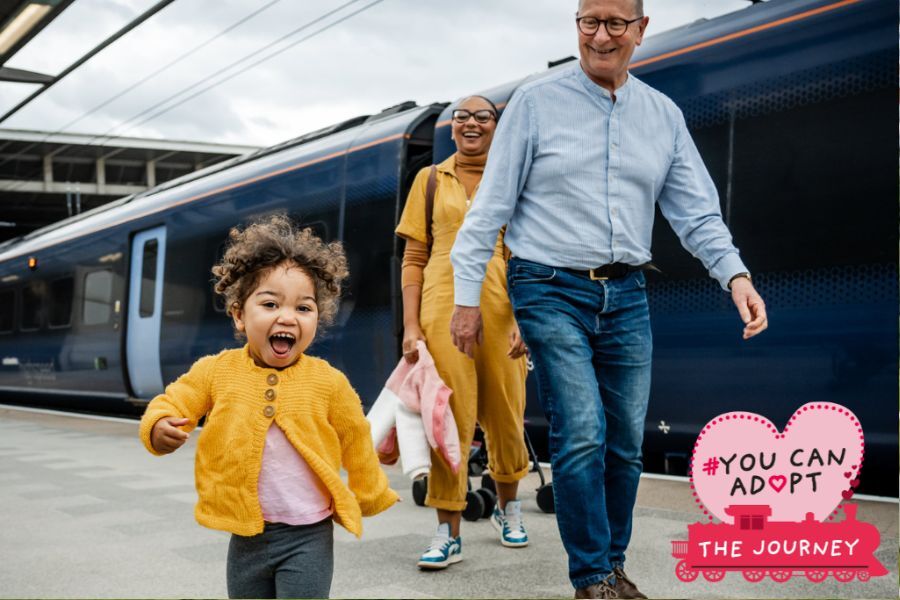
[488,464,530,484]
[424,495,468,512]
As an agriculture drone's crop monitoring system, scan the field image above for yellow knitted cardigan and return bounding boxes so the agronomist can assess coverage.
[139,346,398,537]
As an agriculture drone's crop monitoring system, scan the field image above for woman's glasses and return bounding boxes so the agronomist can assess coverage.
[452,109,497,124]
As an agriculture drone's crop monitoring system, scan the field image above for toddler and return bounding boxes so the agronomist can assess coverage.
[139,214,398,599]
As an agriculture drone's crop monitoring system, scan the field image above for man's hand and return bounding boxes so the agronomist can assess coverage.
[450,305,483,358]
[730,278,768,340]
[150,417,190,454]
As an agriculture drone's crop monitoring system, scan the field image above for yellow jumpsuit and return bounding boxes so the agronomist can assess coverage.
[395,155,528,511]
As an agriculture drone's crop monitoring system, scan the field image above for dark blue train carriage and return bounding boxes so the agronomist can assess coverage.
[0,103,442,406]
[0,0,894,495]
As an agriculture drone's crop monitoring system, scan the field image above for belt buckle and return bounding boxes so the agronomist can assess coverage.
[589,268,608,281]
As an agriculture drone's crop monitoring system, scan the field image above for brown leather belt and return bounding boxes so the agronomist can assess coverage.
[557,262,657,281]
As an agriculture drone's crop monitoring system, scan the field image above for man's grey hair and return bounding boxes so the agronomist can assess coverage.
[577,0,643,16]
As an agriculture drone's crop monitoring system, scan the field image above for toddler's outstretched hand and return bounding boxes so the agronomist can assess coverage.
[150,417,190,454]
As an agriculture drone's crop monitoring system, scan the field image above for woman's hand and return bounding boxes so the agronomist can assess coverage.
[508,325,527,359]
[402,325,427,363]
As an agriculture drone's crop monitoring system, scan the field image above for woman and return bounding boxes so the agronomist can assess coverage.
[395,95,529,570]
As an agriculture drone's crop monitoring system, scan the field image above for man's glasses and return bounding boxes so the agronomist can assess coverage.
[576,16,643,38]
[452,109,496,124]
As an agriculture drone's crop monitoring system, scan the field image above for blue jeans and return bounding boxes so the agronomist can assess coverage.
[507,258,652,589]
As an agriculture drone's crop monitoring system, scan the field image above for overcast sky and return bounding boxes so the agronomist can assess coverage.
[0,0,749,148]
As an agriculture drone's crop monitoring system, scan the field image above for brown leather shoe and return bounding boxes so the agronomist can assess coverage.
[612,567,647,599]
[574,579,618,599]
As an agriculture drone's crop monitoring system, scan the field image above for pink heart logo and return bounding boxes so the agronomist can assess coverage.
[850,478,860,489]
[691,402,864,523]
[768,475,786,493]
[842,489,854,500]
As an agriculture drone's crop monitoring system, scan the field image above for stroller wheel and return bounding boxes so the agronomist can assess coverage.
[411,477,428,507]
[536,483,555,513]
[476,487,497,519]
[462,490,485,521]
[480,473,496,493]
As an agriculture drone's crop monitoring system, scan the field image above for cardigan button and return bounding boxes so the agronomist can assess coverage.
[263,405,275,418]
[265,388,276,401]
[267,374,278,386]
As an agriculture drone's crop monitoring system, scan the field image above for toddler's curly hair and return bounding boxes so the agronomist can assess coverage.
[212,214,349,330]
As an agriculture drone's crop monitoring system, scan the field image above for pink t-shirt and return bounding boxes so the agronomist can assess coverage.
[258,424,333,525]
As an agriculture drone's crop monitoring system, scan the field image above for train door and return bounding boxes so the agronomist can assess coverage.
[126,226,166,398]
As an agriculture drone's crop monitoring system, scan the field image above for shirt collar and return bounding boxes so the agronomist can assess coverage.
[435,153,457,177]
[575,63,633,105]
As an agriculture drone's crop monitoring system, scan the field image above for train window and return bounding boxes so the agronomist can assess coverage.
[139,239,158,317]
[48,277,74,328]
[0,289,14,333]
[20,281,46,331]
[729,89,895,272]
[83,270,113,326]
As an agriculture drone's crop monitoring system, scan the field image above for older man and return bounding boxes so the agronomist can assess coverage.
[449,0,767,598]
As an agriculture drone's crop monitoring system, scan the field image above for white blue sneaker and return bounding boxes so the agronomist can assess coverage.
[491,499,529,547]
[416,523,462,570]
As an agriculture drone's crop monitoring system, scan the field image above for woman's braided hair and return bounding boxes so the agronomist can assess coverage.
[212,214,348,334]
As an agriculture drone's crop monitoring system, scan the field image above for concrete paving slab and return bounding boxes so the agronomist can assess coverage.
[6,481,58,494]
[118,479,195,491]
[67,468,124,479]
[0,405,896,599]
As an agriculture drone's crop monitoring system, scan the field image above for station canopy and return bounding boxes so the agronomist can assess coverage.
[0,129,258,243]
[0,1,260,243]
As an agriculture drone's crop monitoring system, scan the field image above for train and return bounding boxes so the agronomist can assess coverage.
[670,503,888,583]
[0,0,895,495]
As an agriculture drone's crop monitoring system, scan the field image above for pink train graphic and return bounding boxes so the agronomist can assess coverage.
[671,503,887,583]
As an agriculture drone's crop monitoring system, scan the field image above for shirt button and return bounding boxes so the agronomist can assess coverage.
[263,405,275,418]
[267,374,278,386]
[265,388,276,401]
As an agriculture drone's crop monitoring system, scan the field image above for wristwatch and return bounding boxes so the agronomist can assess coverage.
[727,272,752,290]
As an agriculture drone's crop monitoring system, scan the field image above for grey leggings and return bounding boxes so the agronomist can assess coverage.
[227,519,334,599]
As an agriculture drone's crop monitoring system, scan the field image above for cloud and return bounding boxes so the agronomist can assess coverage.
[0,0,749,146]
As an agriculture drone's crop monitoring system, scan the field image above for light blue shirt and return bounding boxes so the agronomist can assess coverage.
[451,63,747,306]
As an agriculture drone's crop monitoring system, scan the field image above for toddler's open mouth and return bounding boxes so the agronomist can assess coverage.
[269,332,296,357]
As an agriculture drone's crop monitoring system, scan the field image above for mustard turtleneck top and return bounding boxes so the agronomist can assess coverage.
[454,150,487,199]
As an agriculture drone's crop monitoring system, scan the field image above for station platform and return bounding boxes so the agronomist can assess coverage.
[0,404,896,599]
